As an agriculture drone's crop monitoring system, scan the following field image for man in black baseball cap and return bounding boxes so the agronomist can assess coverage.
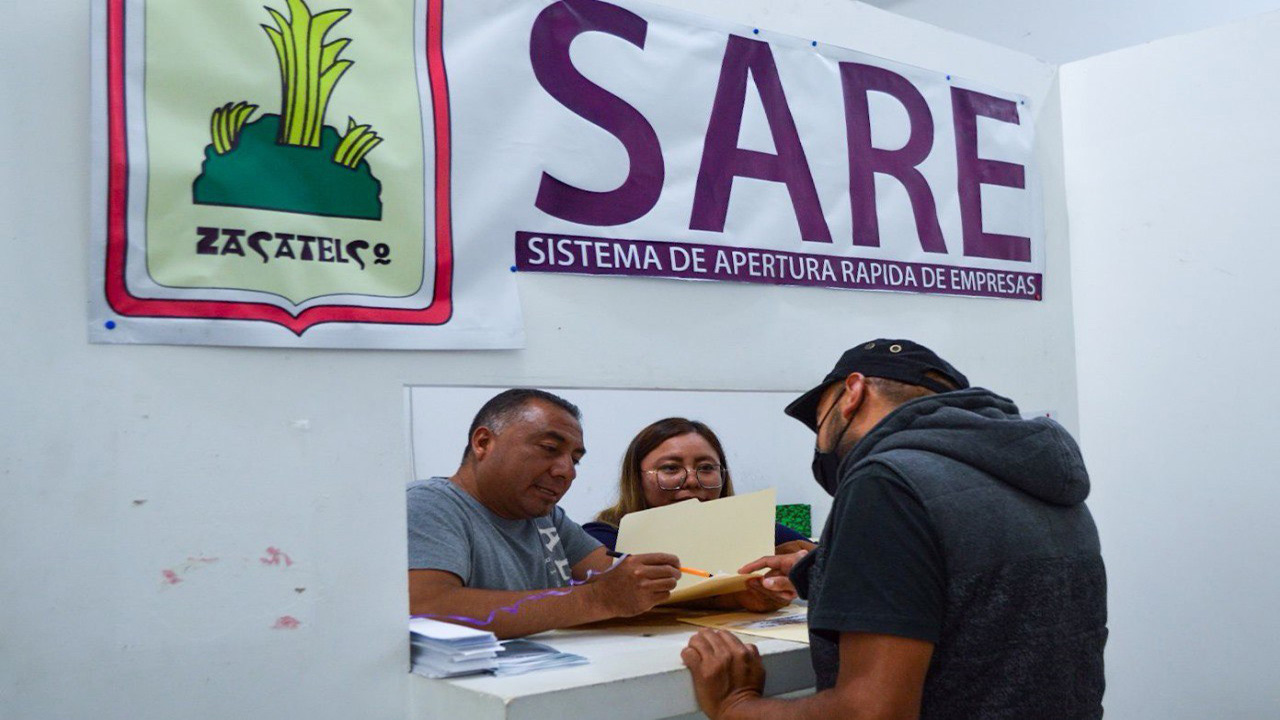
[682,339,1107,720]
[783,339,970,432]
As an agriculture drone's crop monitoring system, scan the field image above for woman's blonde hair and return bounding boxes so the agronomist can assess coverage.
[594,417,735,527]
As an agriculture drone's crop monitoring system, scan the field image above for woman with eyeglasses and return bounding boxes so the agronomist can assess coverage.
[584,418,811,612]
[584,417,813,554]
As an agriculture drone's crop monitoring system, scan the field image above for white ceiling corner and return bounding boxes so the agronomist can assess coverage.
[855,0,1280,63]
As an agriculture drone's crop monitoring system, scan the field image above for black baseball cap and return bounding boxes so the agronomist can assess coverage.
[784,339,969,431]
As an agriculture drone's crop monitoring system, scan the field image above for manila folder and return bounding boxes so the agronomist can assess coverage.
[616,488,775,604]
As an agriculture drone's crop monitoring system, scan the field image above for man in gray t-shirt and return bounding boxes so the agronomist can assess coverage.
[407,476,599,591]
[407,389,683,638]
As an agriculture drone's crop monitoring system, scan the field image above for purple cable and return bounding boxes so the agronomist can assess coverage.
[410,563,616,627]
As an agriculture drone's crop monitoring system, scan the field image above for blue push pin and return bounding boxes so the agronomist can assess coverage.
[510,265,518,273]
[105,320,117,330]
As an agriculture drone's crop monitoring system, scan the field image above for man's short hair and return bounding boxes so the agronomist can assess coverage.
[866,370,960,407]
[461,388,582,462]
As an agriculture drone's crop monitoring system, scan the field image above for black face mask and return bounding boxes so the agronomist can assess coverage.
[811,389,852,496]
[811,446,844,496]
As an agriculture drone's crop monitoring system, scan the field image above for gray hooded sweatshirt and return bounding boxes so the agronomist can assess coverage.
[793,388,1107,719]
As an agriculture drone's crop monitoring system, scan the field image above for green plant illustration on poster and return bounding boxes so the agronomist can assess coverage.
[192,0,384,220]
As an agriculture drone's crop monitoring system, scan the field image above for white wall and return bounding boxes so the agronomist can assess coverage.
[1062,14,1280,718]
[0,2,1070,719]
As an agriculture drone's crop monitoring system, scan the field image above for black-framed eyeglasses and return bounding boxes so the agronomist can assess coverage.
[644,463,726,491]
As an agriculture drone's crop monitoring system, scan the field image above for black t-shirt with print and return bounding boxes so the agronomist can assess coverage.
[790,467,945,690]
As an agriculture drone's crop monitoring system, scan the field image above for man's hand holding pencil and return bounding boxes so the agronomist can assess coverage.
[585,551,682,617]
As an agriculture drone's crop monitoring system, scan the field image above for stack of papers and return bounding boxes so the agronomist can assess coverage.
[494,639,589,676]
[409,619,591,679]
[409,618,500,678]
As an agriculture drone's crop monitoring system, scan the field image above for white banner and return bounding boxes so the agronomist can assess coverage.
[91,0,1044,350]
[486,0,1044,299]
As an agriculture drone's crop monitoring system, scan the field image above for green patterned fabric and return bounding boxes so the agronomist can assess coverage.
[775,503,812,538]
